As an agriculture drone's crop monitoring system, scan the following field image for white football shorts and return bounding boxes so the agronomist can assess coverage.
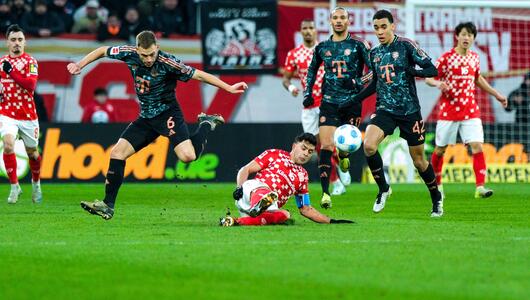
[301,107,320,136]
[235,179,279,217]
[435,118,484,147]
[0,115,40,148]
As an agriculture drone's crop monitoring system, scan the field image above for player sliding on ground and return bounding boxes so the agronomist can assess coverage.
[220,133,354,226]
[340,10,443,217]
[425,22,507,199]
[67,30,248,220]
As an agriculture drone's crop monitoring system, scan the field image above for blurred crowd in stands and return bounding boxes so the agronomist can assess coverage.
[0,0,196,41]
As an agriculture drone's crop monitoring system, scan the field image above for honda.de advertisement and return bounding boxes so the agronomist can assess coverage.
[200,0,278,74]
[0,124,527,183]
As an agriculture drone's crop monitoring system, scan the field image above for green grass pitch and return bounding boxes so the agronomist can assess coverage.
[1,183,529,300]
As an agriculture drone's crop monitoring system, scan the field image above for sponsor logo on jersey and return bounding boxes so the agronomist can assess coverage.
[29,63,38,75]
[110,47,120,55]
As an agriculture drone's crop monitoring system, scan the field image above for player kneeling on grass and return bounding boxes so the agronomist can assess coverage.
[220,133,354,226]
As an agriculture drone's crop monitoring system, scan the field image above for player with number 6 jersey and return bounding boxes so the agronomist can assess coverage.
[0,24,43,205]
[67,30,248,220]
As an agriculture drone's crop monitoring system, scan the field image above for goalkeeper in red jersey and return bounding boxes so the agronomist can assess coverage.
[425,22,507,199]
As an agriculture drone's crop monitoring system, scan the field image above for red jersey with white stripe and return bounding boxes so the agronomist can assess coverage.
[253,149,309,208]
[0,53,38,121]
[284,44,324,109]
[434,48,481,121]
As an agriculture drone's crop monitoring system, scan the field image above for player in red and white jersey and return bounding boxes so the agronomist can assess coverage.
[282,19,351,198]
[0,24,42,204]
[425,22,507,199]
[219,133,353,226]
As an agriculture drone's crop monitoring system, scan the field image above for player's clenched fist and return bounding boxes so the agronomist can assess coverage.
[67,63,81,75]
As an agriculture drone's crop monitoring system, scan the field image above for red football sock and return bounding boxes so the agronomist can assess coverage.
[431,152,444,185]
[3,153,18,184]
[237,211,289,226]
[29,155,42,182]
[249,187,272,207]
[473,152,487,187]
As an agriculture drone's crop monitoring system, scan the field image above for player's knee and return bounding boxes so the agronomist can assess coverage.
[434,146,447,156]
[3,140,15,153]
[413,158,428,170]
[470,143,483,153]
[363,142,378,156]
[25,148,39,160]
[280,210,291,220]
[177,151,196,163]
[110,146,128,160]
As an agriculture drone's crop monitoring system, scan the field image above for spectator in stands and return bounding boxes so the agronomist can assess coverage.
[72,0,105,33]
[96,12,128,41]
[122,6,151,43]
[99,0,137,19]
[21,0,66,37]
[81,87,117,123]
[49,0,76,32]
[12,0,31,24]
[153,0,188,36]
[506,72,530,125]
[73,0,108,23]
[0,0,16,33]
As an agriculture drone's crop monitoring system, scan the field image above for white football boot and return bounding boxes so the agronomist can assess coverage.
[32,181,42,204]
[373,187,392,213]
[331,180,346,196]
[337,168,351,186]
[7,184,22,204]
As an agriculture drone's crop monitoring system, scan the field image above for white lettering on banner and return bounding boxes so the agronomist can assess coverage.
[209,55,273,67]
[306,6,509,74]
[312,7,493,33]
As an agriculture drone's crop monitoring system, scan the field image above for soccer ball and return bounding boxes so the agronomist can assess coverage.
[334,124,363,153]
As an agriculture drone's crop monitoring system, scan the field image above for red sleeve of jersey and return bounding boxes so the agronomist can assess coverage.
[434,55,446,80]
[9,70,37,92]
[253,149,276,169]
[296,170,309,195]
[283,50,296,73]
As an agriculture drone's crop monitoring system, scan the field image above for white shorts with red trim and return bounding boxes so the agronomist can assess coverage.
[235,179,279,217]
[0,115,39,148]
[435,118,484,147]
[301,107,320,136]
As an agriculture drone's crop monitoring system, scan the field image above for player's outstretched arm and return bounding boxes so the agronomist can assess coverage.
[298,205,354,224]
[192,69,247,94]
[476,75,508,107]
[425,78,450,92]
[408,59,438,78]
[67,46,110,75]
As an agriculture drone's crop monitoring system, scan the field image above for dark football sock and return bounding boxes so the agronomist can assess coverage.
[103,159,126,208]
[319,149,333,195]
[190,123,212,159]
[418,163,441,203]
[366,152,389,193]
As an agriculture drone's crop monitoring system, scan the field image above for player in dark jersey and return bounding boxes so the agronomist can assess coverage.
[304,7,372,209]
[67,31,248,220]
[340,10,443,217]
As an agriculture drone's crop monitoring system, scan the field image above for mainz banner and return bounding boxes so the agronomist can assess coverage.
[200,0,278,74]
